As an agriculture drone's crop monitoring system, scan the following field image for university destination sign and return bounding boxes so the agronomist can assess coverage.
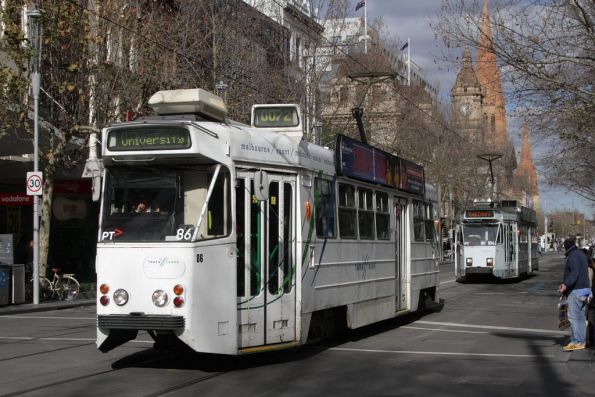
[107,127,191,151]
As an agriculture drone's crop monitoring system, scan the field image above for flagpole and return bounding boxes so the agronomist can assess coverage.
[364,1,367,54]
[407,37,410,86]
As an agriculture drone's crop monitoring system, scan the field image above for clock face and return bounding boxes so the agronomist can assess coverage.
[460,103,471,117]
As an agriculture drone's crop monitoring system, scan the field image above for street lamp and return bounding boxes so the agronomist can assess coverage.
[215,81,228,103]
[27,8,42,305]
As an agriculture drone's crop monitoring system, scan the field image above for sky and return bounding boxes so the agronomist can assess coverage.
[347,0,593,217]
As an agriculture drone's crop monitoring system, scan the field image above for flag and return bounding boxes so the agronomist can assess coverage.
[400,41,408,51]
[355,0,365,11]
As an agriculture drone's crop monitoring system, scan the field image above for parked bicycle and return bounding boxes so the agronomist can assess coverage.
[25,267,80,302]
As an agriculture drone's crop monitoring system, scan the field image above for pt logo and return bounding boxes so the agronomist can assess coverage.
[102,228,123,240]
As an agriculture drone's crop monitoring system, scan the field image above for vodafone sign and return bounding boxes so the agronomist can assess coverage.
[0,193,33,206]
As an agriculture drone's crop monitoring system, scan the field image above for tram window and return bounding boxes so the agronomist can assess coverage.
[250,180,261,296]
[314,178,336,238]
[413,200,425,241]
[100,165,231,242]
[236,179,246,297]
[497,224,503,245]
[425,220,436,242]
[375,192,390,240]
[462,224,500,246]
[268,182,280,294]
[283,183,293,293]
[358,188,374,240]
[338,183,356,238]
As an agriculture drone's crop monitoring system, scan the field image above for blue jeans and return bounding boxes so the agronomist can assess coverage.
[568,291,588,344]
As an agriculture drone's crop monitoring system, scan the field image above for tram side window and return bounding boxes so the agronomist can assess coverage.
[358,188,374,239]
[338,183,356,238]
[424,203,436,243]
[497,224,503,245]
[314,178,336,238]
[375,192,390,240]
[413,200,425,241]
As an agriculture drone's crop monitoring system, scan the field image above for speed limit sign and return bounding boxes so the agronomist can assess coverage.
[26,172,43,196]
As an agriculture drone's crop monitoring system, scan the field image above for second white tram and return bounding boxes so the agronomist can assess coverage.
[96,89,441,355]
[455,201,539,281]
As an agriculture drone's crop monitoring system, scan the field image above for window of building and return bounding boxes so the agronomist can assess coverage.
[338,183,356,238]
[339,86,349,105]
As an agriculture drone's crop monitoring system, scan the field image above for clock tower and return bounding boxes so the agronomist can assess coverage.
[451,48,483,144]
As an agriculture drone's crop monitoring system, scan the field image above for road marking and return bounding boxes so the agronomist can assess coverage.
[327,347,554,358]
[403,326,488,334]
[415,320,568,336]
[0,335,153,343]
[440,279,456,285]
[0,315,95,320]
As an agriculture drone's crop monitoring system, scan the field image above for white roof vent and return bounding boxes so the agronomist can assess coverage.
[148,88,227,121]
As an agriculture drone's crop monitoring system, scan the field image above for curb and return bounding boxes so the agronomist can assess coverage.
[0,293,96,316]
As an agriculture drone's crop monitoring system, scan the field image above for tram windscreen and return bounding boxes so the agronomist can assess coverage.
[462,224,500,246]
[100,165,230,242]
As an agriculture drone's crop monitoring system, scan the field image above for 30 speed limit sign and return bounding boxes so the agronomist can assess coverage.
[26,172,43,196]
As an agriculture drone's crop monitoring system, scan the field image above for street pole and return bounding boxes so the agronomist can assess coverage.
[27,8,42,305]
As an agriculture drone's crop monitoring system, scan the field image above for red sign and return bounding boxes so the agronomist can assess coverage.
[53,179,92,194]
[0,193,33,206]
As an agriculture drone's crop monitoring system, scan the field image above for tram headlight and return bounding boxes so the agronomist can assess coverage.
[113,289,129,306]
[486,258,494,267]
[466,258,473,267]
[152,290,169,307]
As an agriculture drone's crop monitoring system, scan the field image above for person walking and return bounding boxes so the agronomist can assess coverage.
[558,238,591,351]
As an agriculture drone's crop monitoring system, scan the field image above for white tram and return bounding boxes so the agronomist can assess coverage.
[96,89,441,355]
[454,200,539,281]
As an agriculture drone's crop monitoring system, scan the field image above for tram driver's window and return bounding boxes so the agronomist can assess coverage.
[314,178,336,238]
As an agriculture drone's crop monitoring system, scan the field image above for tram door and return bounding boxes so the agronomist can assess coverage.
[236,172,296,348]
[394,198,408,311]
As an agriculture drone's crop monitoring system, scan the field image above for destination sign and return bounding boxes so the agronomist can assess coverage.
[253,106,299,128]
[107,127,190,151]
[335,134,424,196]
[465,210,494,218]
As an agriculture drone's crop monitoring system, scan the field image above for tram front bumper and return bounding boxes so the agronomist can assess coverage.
[97,314,185,352]
[465,267,493,274]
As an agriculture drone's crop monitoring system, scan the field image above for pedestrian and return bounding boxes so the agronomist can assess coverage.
[584,247,595,347]
[558,237,591,351]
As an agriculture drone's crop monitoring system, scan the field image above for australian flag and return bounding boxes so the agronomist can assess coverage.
[355,0,365,11]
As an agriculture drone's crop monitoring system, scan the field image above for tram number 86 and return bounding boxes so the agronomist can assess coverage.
[176,226,195,241]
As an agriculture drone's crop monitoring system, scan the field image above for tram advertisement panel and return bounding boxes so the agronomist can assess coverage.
[400,160,424,196]
[335,134,423,195]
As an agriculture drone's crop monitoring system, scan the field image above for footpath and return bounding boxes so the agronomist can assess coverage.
[0,291,95,315]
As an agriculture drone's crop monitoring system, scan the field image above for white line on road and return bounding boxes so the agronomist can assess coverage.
[0,315,95,320]
[440,279,457,285]
[327,347,554,358]
[0,336,152,343]
[415,320,568,336]
[403,326,488,334]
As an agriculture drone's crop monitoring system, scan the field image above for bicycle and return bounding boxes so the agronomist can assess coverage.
[25,268,80,302]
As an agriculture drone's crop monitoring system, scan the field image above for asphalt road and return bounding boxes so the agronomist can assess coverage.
[1,252,594,396]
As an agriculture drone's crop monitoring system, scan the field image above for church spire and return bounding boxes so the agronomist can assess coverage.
[475,0,507,152]
[514,124,540,210]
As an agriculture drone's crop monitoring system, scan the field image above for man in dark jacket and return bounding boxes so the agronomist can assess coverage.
[558,237,591,351]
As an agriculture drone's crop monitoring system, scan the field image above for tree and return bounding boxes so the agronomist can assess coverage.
[434,0,595,202]
[0,0,303,277]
